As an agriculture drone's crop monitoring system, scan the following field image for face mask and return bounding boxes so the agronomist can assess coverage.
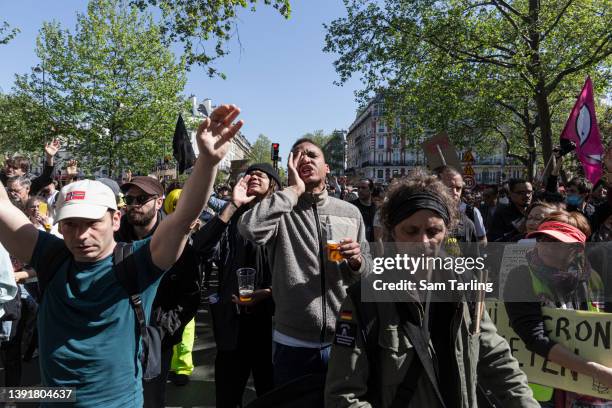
[566,194,583,207]
[499,197,509,205]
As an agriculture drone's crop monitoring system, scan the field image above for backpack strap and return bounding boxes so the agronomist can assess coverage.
[113,243,147,333]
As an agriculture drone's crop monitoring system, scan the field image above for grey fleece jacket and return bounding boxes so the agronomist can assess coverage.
[239,188,372,344]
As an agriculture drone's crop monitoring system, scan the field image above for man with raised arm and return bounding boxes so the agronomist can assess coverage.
[239,138,372,387]
[0,104,242,407]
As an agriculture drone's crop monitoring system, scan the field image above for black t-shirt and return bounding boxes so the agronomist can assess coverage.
[349,199,376,242]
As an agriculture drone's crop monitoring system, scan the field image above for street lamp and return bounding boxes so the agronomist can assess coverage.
[33,64,46,109]
[34,64,47,170]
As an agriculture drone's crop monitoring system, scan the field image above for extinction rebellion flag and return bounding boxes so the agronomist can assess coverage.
[560,76,604,184]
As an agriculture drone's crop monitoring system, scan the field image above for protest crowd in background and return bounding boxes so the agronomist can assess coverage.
[1,100,612,408]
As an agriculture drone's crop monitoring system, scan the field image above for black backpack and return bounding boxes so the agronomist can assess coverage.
[39,241,161,380]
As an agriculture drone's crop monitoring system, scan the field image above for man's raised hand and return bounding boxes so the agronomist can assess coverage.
[287,151,305,196]
[44,139,61,158]
[196,105,243,166]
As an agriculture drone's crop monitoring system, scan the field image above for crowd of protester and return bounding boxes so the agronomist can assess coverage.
[0,105,611,408]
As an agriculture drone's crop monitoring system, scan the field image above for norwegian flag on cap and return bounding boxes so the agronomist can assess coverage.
[66,191,86,201]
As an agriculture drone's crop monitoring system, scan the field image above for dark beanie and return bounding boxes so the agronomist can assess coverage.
[245,163,281,188]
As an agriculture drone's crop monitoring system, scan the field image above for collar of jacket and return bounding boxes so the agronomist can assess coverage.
[118,210,163,242]
[300,189,329,206]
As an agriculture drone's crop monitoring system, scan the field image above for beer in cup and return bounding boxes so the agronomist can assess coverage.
[236,268,256,302]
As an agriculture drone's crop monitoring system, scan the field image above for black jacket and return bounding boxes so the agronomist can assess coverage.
[487,202,525,242]
[115,212,201,349]
[191,205,273,351]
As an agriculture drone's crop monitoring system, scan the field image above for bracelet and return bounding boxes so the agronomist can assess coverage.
[229,201,239,209]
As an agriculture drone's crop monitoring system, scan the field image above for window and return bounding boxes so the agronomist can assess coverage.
[378,121,386,133]
[377,170,384,179]
[377,136,384,149]
[392,134,400,146]
[377,153,383,164]
[393,151,400,164]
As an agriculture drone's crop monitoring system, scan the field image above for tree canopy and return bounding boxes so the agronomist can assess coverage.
[7,0,187,177]
[249,133,274,164]
[325,0,612,179]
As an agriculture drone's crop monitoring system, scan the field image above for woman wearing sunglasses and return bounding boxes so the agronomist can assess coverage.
[504,211,612,407]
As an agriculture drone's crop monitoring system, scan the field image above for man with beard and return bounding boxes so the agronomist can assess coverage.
[116,178,201,408]
[239,138,372,387]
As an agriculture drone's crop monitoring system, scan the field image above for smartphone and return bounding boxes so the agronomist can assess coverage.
[38,202,48,216]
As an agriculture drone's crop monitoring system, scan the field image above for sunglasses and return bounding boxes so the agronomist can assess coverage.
[125,194,157,206]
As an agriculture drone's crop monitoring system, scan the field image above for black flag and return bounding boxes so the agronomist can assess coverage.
[172,114,196,174]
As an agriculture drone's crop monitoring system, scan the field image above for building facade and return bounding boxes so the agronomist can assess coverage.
[345,96,523,185]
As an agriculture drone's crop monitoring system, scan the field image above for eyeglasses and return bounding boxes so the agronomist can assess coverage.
[125,194,157,206]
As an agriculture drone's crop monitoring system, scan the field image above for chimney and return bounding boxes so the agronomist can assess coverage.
[191,95,197,116]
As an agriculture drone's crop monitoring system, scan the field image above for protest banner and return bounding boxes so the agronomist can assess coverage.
[487,300,612,399]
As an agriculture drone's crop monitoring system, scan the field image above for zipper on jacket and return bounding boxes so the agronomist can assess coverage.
[312,203,327,344]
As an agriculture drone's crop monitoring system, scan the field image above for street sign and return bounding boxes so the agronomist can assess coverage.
[463,165,475,176]
[464,175,476,189]
[462,150,475,163]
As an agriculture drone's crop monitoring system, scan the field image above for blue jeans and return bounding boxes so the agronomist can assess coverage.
[272,342,331,387]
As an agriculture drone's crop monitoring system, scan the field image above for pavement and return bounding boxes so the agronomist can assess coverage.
[0,274,259,407]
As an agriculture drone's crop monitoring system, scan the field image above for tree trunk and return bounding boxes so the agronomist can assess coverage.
[526,0,553,179]
[534,89,554,167]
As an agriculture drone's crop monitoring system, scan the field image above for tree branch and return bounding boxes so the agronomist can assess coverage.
[491,2,531,45]
[541,0,574,40]
[545,34,612,93]
[495,126,529,166]
[495,100,526,123]
[492,0,529,23]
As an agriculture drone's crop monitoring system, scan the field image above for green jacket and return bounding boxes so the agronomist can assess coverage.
[325,296,538,408]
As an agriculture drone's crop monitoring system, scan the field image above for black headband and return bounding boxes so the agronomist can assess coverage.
[388,191,451,227]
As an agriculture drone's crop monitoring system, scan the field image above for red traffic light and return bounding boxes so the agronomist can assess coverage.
[271,143,280,161]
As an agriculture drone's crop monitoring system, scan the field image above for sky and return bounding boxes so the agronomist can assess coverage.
[0,0,364,160]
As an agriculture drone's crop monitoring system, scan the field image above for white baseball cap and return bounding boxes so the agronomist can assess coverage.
[54,180,118,224]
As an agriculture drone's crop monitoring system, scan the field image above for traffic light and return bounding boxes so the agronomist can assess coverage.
[271,143,280,161]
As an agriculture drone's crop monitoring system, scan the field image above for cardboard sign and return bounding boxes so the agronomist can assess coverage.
[487,300,612,399]
[421,133,461,170]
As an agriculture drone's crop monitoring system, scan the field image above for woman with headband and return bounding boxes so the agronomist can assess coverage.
[325,169,537,408]
[504,211,612,407]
